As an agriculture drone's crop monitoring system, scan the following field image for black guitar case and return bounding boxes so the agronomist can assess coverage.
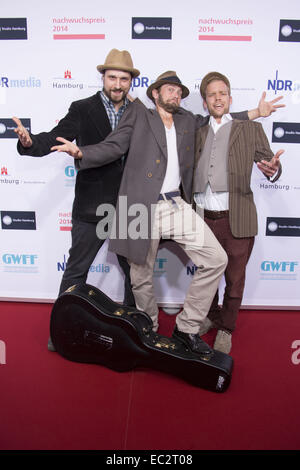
[50,283,234,393]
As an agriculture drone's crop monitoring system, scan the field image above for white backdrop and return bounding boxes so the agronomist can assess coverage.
[0,0,299,308]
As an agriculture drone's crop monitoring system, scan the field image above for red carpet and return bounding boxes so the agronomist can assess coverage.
[0,300,300,451]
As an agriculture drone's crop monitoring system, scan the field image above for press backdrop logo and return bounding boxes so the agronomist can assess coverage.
[132,17,172,39]
[130,76,154,92]
[57,254,110,274]
[153,258,167,277]
[59,211,72,231]
[64,165,77,187]
[0,118,31,139]
[0,76,41,88]
[267,70,300,103]
[260,260,298,281]
[2,253,39,273]
[267,70,294,94]
[0,18,27,40]
[53,70,84,90]
[1,211,36,230]
[0,165,46,186]
[272,122,300,144]
[266,217,300,237]
[279,20,300,42]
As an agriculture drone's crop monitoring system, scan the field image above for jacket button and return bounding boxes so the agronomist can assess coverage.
[156,159,160,164]
[147,172,152,178]
[186,146,190,151]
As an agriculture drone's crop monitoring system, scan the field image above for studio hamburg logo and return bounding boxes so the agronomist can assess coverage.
[266,217,300,237]
[132,17,172,39]
[1,211,36,230]
[279,20,300,42]
[0,118,31,139]
[0,18,27,40]
[272,122,300,144]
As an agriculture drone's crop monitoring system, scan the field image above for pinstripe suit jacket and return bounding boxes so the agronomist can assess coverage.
[194,119,282,238]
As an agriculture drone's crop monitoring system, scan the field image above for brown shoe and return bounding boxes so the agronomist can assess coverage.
[213,330,232,354]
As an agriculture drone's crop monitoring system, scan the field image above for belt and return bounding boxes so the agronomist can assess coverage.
[158,191,181,204]
[204,209,229,220]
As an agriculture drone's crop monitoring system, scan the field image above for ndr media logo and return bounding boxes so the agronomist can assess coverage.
[130,76,154,92]
[267,70,300,103]
[0,76,41,88]
[260,260,298,280]
[57,254,110,274]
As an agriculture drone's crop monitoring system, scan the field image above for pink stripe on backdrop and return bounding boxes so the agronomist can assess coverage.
[60,226,72,231]
[53,34,105,40]
[198,35,252,41]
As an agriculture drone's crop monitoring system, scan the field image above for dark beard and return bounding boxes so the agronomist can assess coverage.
[103,88,126,104]
[157,94,179,114]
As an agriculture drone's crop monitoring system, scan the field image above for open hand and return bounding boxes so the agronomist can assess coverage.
[258,92,285,117]
[257,149,284,177]
[51,137,83,159]
[12,116,32,147]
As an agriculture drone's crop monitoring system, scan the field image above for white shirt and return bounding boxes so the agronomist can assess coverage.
[160,123,181,194]
[194,114,232,210]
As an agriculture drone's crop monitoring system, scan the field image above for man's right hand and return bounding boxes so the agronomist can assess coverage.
[12,117,33,147]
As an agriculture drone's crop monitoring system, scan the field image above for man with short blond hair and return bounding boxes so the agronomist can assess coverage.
[194,71,283,354]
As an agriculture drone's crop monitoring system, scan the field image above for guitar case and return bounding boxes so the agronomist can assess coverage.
[50,283,233,393]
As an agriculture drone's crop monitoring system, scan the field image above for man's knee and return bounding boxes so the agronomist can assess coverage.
[214,246,228,271]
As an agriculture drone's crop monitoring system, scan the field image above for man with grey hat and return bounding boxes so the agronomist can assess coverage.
[52,71,232,356]
[13,48,139,351]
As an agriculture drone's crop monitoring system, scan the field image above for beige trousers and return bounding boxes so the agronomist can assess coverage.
[129,197,228,334]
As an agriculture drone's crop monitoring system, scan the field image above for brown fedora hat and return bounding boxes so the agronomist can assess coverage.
[97,48,140,78]
[146,71,189,101]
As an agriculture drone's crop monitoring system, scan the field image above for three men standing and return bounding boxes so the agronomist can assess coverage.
[52,70,283,356]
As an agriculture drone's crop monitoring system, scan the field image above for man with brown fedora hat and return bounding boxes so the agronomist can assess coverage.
[13,48,140,351]
[51,68,284,355]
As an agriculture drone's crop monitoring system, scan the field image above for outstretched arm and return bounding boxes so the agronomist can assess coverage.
[51,138,82,158]
[257,149,284,178]
[254,122,283,182]
[51,101,139,169]
[12,116,33,148]
[248,92,285,120]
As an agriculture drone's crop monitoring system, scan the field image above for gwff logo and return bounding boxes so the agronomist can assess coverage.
[2,254,38,265]
[261,261,298,272]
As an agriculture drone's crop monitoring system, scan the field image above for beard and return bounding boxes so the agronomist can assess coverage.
[157,93,180,114]
[103,87,127,104]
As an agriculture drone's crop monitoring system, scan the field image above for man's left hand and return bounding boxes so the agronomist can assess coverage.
[257,149,284,178]
[258,92,285,117]
[51,137,83,159]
